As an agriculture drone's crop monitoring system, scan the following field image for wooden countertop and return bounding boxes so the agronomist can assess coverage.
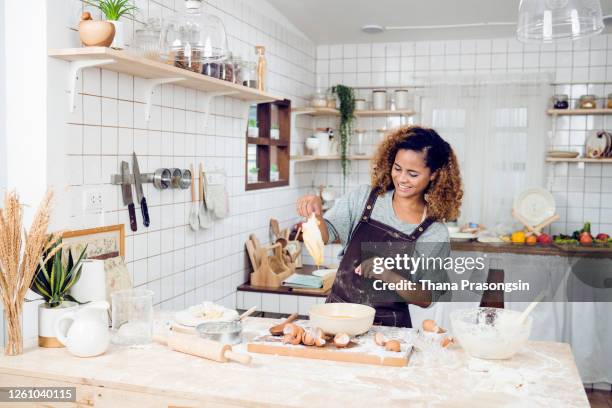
[0,316,589,407]
[451,241,612,258]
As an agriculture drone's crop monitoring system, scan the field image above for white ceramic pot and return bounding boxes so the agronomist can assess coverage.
[395,89,410,110]
[248,127,259,137]
[38,301,79,348]
[315,131,330,156]
[70,259,106,303]
[372,90,387,110]
[305,136,319,154]
[108,20,125,49]
[270,128,280,139]
[55,301,110,357]
[270,170,279,182]
[355,99,367,110]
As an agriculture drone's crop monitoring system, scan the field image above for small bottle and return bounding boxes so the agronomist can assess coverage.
[607,93,612,109]
[255,45,267,92]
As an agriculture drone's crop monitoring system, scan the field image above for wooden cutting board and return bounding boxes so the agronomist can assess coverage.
[247,331,413,367]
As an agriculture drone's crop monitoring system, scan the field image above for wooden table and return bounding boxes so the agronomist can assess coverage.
[0,317,589,407]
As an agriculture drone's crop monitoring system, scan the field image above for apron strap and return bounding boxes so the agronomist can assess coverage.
[358,187,380,222]
[407,217,435,241]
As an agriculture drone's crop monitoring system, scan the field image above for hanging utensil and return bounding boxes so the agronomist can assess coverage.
[199,163,212,229]
[188,164,199,231]
[132,152,150,227]
[121,161,137,232]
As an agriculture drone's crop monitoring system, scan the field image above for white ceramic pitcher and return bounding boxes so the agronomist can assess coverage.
[55,301,110,357]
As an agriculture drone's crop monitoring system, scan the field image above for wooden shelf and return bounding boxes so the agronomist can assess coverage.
[292,107,415,117]
[547,109,612,116]
[247,137,288,147]
[546,157,612,163]
[48,47,282,102]
[291,155,373,163]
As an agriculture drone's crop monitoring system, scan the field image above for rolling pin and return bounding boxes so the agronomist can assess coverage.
[153,332,252,365]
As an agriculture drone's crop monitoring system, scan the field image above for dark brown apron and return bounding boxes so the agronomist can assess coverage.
[326,187,434,328]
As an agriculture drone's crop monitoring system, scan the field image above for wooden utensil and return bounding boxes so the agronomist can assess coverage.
[245,239,258,271]
[198,163,212,229]
[512,209,539,235]
[154,332,251,365]
[270,219,281,241]
[532,214,560,233]
[188,164,199,231]
[269,313,298,336]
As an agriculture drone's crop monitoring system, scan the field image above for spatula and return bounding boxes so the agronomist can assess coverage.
[198,163,212,229]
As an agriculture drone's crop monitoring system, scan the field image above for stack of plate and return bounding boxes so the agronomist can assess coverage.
[547,150,579,159]
[586,130,612,158]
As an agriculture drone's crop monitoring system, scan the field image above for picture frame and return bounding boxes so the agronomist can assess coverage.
[62,224,125,260]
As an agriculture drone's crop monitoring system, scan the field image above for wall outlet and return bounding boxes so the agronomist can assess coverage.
[83,189,104,213]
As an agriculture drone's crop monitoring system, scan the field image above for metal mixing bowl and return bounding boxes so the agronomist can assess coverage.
[196,321,242,344]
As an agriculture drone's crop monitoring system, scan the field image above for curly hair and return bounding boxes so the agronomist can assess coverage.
[370,125,463,222]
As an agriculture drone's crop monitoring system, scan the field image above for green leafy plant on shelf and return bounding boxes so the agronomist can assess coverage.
[333,85,355,191]
[30,240,87,308]
[248,119,258,128]
[87,0,137,20]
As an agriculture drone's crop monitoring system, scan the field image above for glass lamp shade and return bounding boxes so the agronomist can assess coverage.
[160,0,229,70]
[517,0,604,43]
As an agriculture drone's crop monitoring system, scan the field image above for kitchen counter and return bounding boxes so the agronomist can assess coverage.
[451,241,612,258]
[0,316,589,407]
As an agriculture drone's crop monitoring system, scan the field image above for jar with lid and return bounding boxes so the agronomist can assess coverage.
[132,18,161,59]
[394,89,410,110]
[372,90,387,110]
[310,89,327,108]
[159,0,229,73]
[578,94,597,109]
[552,94,569,109]
[355,99,367,111]
[353,129,367,155]
[241,60,258,88]
[607,93,612,109]
[232,55,243,84]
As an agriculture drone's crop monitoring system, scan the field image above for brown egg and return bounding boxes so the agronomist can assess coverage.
[333,333,350,348]
[282,323,304,345]
[374,332,386,346]
[314,328,326,347]
[440,336,454,348]
[302,329,316,346]
[422,319,439,333]
[385,339,401,352]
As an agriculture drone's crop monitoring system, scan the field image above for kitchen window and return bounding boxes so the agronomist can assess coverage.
[245,99,291,191]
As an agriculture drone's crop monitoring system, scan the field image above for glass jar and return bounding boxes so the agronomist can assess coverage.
[159,0,229,73]
[607,93,612,109]
[241,60,258,88]
[232,55,243,85]
[553,94,569,109]
[578,94,597,109]
[310,89,327,108]
[132,18,161,59]
[353,129,367,155]
[202,61,223,79]
[220,52,234,82]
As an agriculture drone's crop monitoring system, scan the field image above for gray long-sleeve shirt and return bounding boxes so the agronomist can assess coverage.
[324,184,451,304]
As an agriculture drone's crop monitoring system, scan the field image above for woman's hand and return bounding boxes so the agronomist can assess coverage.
[354,258,395,282]
[297,195,323,218]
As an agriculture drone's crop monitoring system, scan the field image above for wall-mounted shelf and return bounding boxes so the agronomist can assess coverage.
[546,157,612,163]
[292,107,415,117]
[49,47,282,127]
[291,155,373,163]
[547,109,612,116]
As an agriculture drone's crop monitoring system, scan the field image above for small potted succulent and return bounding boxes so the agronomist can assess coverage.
[270,124,280,139]
[30,240,87,348]
[88,0,138,49]
[248,166,259,183]
[270,164,279,182]
[247,119,259,137]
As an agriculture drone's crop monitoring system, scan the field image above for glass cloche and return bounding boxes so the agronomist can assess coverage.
[159,0,229,73]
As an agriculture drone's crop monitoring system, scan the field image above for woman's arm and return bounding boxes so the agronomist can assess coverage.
[296,195,330,244]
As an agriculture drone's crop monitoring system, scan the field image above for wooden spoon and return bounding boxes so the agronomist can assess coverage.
[269,313,299,336]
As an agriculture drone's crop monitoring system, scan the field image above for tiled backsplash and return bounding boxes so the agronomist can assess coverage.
[313,36,612,237]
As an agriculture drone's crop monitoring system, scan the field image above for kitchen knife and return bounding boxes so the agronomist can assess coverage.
[121,161,137,232]
[132,152,150,227]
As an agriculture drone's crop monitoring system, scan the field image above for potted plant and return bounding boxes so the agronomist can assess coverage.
[248,166,259,183]
[30,240,87,348]
[333,85,356,192]
[88,0,138,49]
[247,119,259,137]
[270,164,279,182]
[270,124,280,139]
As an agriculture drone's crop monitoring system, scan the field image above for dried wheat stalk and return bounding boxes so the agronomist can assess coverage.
[0,191,60,355]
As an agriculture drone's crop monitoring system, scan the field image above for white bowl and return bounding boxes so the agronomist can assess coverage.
[305,137,320,151]
[450,307,532,360]
[308,303,375,335]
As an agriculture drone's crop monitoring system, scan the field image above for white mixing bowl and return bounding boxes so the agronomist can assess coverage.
[450,307,532,360]
[308,303,375,335]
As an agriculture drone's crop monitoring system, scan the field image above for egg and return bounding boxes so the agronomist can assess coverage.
[385,339,401,352]
[333,333,350,348]
[422,319,439,333]
[440,336,454,348]
[374,332,386,346]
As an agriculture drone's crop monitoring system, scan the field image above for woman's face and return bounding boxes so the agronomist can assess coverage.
[391,149,435,199]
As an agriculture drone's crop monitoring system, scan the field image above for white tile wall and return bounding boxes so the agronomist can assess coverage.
[314,36,612,240]
[55,0,317,316]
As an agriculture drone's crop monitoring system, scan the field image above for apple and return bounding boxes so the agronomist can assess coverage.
[537,233,553,244]
[596,233,609,241]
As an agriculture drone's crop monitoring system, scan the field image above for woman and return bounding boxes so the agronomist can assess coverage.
[297,125,463,328]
